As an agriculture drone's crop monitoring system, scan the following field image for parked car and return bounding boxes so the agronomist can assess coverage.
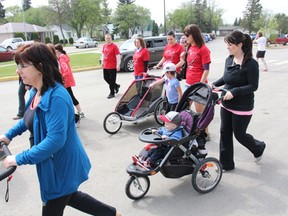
[0,37,34,50]
[175,33,184,43]
[74,37,98,48]
[120,36,167,72]
[274,34,288,45]
[250,33,257,41]
[0,46,15,62]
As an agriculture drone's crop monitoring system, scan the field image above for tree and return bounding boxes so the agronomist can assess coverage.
[101,0,112,24]
[84,0,102,38]
[274,13,288,34]
[0,2,5,18]
[113,4,150,38]
[118,0,135,4]
[22,0,31,11]
[241,0,262,33]
[48,0,70,44]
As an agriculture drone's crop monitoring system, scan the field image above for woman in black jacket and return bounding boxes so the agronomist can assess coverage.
[213,30,266,172]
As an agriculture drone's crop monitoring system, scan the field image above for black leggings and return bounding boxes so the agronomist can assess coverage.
[66,87,79,106]
[42,191,116,216]
[219,107,263,169]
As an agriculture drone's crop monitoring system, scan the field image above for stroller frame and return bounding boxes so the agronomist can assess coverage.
[103,74,167,134]
[125,83,223,200]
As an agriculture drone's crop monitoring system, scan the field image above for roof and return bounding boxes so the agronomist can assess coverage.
[0,22,52,34]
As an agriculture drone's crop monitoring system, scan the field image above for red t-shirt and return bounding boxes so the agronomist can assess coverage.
[133,48,150,76]
[102,42,120,69]
[186,45,211,85]
[163,43,184,72]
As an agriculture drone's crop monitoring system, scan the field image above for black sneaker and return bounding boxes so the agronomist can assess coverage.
[254,142,266,162]
[115,84,120,94]
[107,94,115,99]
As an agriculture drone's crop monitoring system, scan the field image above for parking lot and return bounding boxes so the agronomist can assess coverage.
[0,38,288,216]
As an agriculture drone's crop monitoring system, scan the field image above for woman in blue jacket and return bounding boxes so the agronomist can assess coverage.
[0,43,121,216]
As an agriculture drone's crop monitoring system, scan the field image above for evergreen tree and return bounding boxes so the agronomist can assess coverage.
[241,0,262,33]
[0,2,5,18]
[22,0,31,11]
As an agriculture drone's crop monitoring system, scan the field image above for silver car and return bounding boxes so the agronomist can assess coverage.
[74,37,98,48]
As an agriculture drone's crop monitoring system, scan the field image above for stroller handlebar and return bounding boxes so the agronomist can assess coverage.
[0,142,17,181]
[139,128,179,146]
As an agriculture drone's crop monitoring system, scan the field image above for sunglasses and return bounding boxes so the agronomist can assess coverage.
[17,63,33,70]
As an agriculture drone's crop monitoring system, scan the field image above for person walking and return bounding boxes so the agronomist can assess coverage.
[54,44,84,118]
[133,37,150,80]
[12,76,30,120]
[102,34,121,99]
[0,43,121,216]
[183,24,211,140]
[212,30,266,172]
[154,31,184,73]
[253,31,268,72]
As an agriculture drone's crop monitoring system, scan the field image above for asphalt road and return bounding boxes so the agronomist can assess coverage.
[0,38,288,216]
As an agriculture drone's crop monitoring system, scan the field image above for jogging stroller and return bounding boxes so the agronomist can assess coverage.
[125,82,222,200]
[103,74,167,134]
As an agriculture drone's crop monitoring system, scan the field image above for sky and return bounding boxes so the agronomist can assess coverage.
[1,0,287,24]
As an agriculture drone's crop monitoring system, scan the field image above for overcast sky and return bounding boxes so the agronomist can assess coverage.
[1,0,287,24]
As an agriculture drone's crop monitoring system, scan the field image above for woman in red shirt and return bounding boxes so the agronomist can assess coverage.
[133,38,150,79]
[183,24,211,140]
[55,44,84,118]
[154,31,184,73]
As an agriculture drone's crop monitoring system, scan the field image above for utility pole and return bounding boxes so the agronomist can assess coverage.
[163,0,166,35]
[21,0,27,41]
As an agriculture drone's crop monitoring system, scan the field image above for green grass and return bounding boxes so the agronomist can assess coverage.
[0,53,101,78]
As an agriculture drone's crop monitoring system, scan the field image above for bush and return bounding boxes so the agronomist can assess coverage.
[14,32,25,40]
[69,37,74,44]
[53,35,60,44]
[45,37,51,44]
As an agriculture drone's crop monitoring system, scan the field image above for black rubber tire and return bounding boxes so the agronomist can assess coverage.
[192,157,222,193]
[125,175,150,200]
[124,57,134,72]
[103,112,122,134]
[154,98,167,125]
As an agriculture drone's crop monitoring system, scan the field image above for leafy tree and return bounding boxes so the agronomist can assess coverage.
[274,13,288,34]
[4,6,22,19]
[84,0,102,38]
[101,0,112,24]
[48,0,70,44]
[22,0,31,11]
[113,4,150,38]
[241,0,262,33]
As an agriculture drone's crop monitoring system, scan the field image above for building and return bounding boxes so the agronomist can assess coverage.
[0,22,54,43]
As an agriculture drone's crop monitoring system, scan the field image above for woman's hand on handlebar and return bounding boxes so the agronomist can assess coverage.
[3,155,17,168]
[153,65,161,70]
[0,135,11,145]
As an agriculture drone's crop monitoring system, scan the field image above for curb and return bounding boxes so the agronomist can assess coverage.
[0,66,102,82]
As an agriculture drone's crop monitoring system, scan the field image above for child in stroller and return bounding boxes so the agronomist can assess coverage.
[132,111,183,171]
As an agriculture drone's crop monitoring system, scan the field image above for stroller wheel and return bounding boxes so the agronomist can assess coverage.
[103,112,122,134]
[125,175,150,200]
[191,157,222,193]
[154,98,167,125]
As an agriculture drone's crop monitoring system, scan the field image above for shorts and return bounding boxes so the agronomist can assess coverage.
[256,51,266,58]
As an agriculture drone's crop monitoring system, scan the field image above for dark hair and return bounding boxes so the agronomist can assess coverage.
[15,42,64,95]
[167,31,175,38]
[55,43,66,55]
[47,43,57,56]
[184,24,204,47]
[135,37,146,48]
[224,30,253,63]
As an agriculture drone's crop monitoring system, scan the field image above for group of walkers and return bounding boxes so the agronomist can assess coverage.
[1,23,267,215]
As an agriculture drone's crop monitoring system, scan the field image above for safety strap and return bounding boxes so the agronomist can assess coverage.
[5,175,12,202]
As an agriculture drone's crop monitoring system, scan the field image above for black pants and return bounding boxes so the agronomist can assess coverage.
[165,102,178,114]
[66,87,79,106]
[103,68,117,95]
[219,107,263,170]
[18,79,27,117]
[42,191,116,216]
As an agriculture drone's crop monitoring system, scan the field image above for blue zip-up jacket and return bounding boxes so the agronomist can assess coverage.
[5,83,91,203]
